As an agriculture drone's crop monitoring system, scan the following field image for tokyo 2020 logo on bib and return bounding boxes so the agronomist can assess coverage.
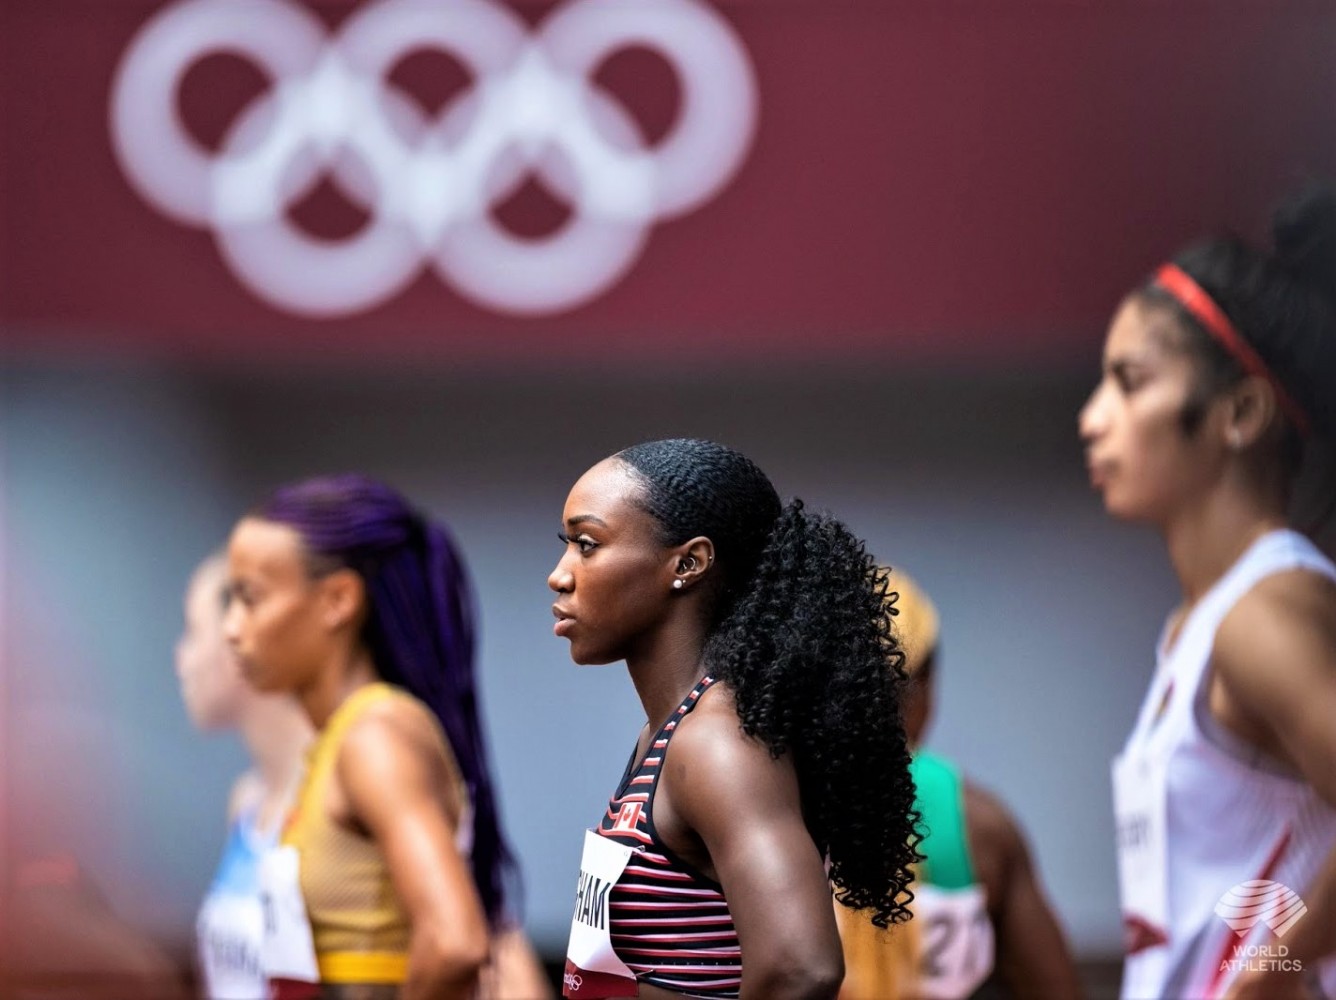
[109,0,757,318]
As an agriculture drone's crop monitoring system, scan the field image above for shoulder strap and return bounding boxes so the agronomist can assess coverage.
[613,676,717,800]
[661,675,716,737]
[283,682,396,845]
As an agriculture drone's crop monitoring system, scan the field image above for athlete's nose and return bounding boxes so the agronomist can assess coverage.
[222,594,243,647]
[548,557,574,594]
[1079,382,1109,443]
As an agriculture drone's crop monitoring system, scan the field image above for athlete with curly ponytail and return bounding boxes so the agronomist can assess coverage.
[551,439,918,1000]
[223,473,523,1000]
[1080,183,1336,1000]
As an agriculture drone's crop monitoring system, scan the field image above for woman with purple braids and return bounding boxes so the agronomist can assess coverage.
[223,473,517,1000]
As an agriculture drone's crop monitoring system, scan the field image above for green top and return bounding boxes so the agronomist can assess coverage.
[910,749,976,890]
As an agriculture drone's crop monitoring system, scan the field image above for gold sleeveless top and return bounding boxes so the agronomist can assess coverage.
[283,683,467,985]
[834,894,918,1000]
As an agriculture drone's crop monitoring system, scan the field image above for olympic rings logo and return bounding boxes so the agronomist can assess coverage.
[109,0,757,318]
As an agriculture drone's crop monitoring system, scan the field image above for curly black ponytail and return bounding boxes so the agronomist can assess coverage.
[617,439,920,928]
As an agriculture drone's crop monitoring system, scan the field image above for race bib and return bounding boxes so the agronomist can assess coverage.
[197,893,266,1000]
[563,831,638,999]
[914,883,994,1000]
[1112,751,1170,955]
[258,846,320,986]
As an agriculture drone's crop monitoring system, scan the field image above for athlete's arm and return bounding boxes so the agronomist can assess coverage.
[339,705,490,1000]
[965,783,1083,999]
[480,923,555,1000]
[1214,571,1336,999]
[666,703,844,1000]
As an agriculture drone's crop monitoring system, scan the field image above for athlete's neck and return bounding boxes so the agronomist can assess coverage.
[1162,488,1287,604]
[625,622,710,729]
[238,696,310,833]
[239,695,310,795]
[299,649,381,729]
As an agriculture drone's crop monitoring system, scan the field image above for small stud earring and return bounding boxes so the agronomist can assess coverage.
[672,579,684,590]
[1228,428,1244,449]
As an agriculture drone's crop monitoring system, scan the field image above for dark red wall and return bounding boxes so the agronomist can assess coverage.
[5,1,1334,364]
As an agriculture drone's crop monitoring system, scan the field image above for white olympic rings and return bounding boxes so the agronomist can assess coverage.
[109,0,757,317]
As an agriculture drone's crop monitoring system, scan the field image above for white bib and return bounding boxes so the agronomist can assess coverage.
[1112,749,1171,955]
[563,830,638,999]
[258,845,320,985]
[914,883,994,999]
[197,893,266,1000]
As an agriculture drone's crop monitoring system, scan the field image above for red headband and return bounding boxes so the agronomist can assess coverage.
[1153,264,1311,438]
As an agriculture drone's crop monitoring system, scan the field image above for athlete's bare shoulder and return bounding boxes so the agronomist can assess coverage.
[1215,567,1336,691]
[962,778,1027,904]
[1213,566,1336,798]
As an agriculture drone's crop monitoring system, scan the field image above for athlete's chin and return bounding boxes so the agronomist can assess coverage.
[1093,481,1140,522]
[181,696,219,731]
[567,642,621,667]
[238,661,281,692]
[1101,491,1157,524]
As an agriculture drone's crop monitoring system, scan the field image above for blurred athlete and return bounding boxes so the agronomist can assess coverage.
[177,551,312,1000]
[1080,184,1336,999]
[838,569,1081,1000]
[226,474,515,999]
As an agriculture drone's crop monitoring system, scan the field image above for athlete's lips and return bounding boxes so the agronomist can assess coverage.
[1086,454,1111,489]
[552,604,575,637]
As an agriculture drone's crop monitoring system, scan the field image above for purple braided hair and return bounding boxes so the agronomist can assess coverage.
[257,473,515,924]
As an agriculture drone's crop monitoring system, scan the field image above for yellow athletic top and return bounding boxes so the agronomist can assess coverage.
[282,682,466,984]
[834,897,917,1000]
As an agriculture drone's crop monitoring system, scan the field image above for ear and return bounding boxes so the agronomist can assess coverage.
[669,536,716,592]
[1222,375,1278,450]
[317,568,366,632]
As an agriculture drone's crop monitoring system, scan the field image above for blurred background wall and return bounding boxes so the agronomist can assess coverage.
[3,360,1181,960]
[3,0,1335,984]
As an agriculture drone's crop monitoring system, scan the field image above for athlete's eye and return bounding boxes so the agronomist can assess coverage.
[1109,361,1146,394]
[558,531,599,554]
[227,584,256,608]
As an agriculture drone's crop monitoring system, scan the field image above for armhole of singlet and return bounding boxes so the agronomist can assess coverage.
[1186,549,1336,781]
[285,682,394,844]
[638,797,726,893]
[636,683,726,893]
[1191,655,1304,780]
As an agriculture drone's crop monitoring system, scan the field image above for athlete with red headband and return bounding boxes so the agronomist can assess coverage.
[1080,183,1336,1000]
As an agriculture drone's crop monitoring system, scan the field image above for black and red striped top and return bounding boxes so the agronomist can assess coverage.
[596,675,743,998]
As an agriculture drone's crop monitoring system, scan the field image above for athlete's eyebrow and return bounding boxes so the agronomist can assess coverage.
[1103,350,1154,374]
[566,514,608,528]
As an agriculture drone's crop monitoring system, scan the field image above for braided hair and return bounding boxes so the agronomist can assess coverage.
[257,473,517,926]
[617,439,920,927]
